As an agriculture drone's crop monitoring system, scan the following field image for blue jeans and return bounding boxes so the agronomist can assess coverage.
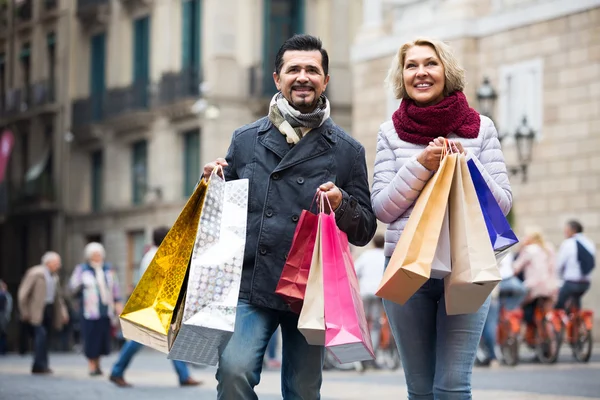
[498,277,527,310]
[383,259,490,399]
[32,304,53,371]
[111,340,190,383]
[216,300,324,400]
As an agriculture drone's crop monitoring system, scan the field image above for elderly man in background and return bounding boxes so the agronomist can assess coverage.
[18,252,69,374]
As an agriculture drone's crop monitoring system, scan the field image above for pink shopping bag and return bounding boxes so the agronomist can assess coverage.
[321,196,375,364]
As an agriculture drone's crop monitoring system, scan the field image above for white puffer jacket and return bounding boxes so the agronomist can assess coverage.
[371,115,513,257]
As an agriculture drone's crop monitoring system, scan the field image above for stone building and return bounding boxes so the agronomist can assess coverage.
[351,0,600,331]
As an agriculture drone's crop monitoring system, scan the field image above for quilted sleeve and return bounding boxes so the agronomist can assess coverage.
[371,127,433,224]
[467,117,513,215]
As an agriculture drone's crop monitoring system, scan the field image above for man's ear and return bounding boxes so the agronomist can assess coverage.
[323,74,330,90]
[273,72,281,91]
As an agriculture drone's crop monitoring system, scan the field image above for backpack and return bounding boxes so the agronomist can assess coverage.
[576,240,595,276]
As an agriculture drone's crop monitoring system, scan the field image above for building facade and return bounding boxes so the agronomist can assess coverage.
[64,0,362,291]
[351,0,600,333]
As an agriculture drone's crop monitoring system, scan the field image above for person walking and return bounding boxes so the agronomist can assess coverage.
[0,279,13,355]
[203,34,376,399]
[371,37,512,399]
[109,227,201,388]
[18,252,69,373]
[69,242,122,376]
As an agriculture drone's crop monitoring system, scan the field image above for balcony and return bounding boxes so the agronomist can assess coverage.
[155,68,201,119]
[9,172,58,215]
[120,0,153,13]
[0,89,23,120]
[14,0,33,31]
[76,0,110,28]
[40,0,61,21]
[248,65,274,115]
[0,81,58,122]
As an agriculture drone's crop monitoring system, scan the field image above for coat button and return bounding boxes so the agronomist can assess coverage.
[265,209,273,217]
[296,177,304,184]
[291,215,299,222]
[272,173,280,180]
[260,248,267,255]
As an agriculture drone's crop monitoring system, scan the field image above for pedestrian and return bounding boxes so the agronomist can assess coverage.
[109,227,201,388]
[0,279,13,355]
[264,329,281,369]
[17,252,69,373]
[555,220,596,310]
[371,37,512,398]
[354,234,386,365]
[203,34,376,399]
[69,242,122,376]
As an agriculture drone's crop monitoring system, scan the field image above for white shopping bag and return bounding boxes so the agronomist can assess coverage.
[430,206,451,279]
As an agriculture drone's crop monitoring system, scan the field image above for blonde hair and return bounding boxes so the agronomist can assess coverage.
[523,226,549,250]
[385,37,466,100]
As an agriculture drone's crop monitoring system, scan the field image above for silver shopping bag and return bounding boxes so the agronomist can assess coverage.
[167,170,248,366]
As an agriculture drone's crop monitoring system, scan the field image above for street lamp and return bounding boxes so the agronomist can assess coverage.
[476,77,535,183]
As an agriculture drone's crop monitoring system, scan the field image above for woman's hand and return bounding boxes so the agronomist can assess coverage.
[431,137,466,155]
[416,143,444,171]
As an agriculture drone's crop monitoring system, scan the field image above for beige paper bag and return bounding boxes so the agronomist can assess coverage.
[298,216,325,345]
[444,155,501,315]
[376,153,457,305]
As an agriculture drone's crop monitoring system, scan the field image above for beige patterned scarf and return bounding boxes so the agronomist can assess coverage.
[268,92,331,145]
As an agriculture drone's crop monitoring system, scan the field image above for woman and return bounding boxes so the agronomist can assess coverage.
[371,38,512,398]
[512,228,558,331]
[69,242,122,376]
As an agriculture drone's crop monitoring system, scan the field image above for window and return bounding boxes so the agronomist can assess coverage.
[47,33,56,102]
[90,33,106,121]
[133,16,151,108]
[131,140,148,205]
[262,0,304,96]
[20,43,31,107]
[498,59,543,139]
[85,234,103,244]
[91,150,103,211]
[0,53,5,112]
[182,0,202,73]
[183,129,200,197]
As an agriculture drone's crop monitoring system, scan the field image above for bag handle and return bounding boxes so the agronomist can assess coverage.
[319,190,335,215]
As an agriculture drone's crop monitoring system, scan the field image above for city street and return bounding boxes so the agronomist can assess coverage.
[1,347,599,399]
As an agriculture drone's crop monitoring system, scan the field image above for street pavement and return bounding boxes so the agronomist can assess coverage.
[1,347,599,400]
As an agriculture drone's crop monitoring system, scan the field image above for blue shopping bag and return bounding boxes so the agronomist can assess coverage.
[467,159,518,258]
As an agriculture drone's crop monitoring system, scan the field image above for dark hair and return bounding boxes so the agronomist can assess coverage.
[567,220,583,234]
[373,234,385,249]
[274,34,329,76]
[152,226,170,247]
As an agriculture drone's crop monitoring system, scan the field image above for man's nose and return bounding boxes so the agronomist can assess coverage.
[296,70,309,82]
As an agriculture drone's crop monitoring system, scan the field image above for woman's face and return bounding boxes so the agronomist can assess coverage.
[90,252,104,264]
[403,45,446,107]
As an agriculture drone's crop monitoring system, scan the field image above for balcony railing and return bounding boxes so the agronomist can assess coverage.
[31,80,56,108]
[104,81,150,119]
[15,0,33,23]
[72,95,102,127]
[156,68,201,107]
[77,0,110,25]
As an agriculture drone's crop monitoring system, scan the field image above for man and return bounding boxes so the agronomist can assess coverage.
[0,279,12,355]
[18,252,69,374]
[203,34,376,399]
[556,220,596,310]
[354,234,385,361]
[109,226,201,388]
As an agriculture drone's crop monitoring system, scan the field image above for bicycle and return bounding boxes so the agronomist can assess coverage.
[523,297,561,364]
[557,295,594,363]
[496,292,523,366]
[374,310,401,370]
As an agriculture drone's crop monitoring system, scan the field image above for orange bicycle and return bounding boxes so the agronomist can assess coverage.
[557,296,594,362]
[523,297,561,364]
[496,293,523,366]
[375,311,401,370]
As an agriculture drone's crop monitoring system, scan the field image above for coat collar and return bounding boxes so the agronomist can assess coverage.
[258,118,337,172]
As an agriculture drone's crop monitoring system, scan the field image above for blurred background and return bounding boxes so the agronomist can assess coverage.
[0,0,598,350]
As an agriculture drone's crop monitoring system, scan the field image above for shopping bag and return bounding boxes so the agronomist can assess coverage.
[120,179,208,353]
[445,155,501,315]
[430,206,451,279]
[298,215,326,345]
[168,171,248,366]
[275,209,319,314]
[376,151,457,304]
[322,198,375,363]
[467,158,518,261]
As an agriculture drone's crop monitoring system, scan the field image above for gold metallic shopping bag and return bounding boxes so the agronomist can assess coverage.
[119,179,208,353]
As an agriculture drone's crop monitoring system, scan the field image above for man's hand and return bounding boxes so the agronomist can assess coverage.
[62,314,69,325]
[318,182,343,211]
[202,158,228,180]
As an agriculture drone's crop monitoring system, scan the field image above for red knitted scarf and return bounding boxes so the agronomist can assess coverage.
[392,91,481,145]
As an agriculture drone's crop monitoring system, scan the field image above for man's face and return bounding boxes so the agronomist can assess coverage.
[273,50,329,113]
[564,224,574,239]
[47,256,61,274]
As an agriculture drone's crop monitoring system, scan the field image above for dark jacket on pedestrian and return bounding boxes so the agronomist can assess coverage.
[223,116,377,311]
